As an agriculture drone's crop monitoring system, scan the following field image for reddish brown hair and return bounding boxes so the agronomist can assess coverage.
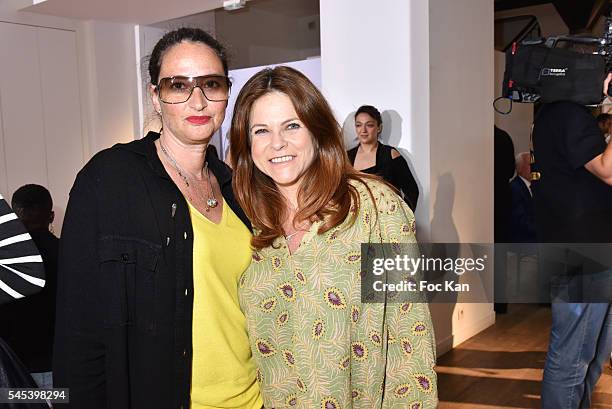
[230,66,378,249]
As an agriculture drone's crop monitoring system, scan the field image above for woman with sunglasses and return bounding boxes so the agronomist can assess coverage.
[54,28,262,409]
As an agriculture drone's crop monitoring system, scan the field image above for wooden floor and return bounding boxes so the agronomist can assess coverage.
[437,304,612,409]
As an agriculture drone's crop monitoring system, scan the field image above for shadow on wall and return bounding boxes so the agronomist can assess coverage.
[341,109,421,216]
[430,173,459,243]
[428,173,460,356]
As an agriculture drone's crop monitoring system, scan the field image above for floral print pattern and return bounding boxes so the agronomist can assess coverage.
[239,180,437,408]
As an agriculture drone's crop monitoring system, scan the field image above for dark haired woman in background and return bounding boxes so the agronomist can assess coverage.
[348,105,420,211]
[54,28,261,408]
[231,66,437,408]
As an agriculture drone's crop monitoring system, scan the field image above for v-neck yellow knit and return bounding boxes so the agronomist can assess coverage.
[189,200,262,409]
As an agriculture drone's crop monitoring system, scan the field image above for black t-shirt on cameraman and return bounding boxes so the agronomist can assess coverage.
[532,101,612,243]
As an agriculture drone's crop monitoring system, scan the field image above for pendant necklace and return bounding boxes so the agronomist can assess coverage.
[283,207,310,243]
[159,137,219,211]
[284,230,302,241]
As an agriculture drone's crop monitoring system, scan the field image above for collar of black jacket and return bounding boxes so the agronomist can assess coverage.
[117,131,232,189]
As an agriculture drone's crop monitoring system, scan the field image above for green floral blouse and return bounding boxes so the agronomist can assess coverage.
[238,179,438,408]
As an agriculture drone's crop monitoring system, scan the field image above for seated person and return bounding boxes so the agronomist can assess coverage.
[509,152,536,243]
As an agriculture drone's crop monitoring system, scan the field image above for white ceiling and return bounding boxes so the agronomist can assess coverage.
[21,0,226,25]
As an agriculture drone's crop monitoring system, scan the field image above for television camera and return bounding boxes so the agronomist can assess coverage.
[499,17,612,110]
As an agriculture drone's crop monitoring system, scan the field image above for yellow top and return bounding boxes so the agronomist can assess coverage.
[189,199,262,409]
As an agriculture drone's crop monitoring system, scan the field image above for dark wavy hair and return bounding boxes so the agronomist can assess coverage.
[148,27,228,85]
[230,66,379,249]
[355,105,382,126]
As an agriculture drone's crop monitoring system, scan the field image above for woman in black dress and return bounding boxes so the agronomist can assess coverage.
[347,105,419,211]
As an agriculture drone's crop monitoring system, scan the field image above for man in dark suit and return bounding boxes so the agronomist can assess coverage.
[510,152,536,243]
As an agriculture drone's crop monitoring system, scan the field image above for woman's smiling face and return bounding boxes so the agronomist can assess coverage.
[249,91,315,196]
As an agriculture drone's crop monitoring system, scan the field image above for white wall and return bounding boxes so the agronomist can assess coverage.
[320,0,429,236]
[0,7,84,234]
[429,0,495,353]
[429,0,494,244]
[77,20,140,155]
[321,0,495,355]
[0,4,141,234]
[136,25,169,139]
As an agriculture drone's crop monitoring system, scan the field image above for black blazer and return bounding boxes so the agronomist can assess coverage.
[53,132,250,409]
[347,142,419,211]
[509,176,536,243]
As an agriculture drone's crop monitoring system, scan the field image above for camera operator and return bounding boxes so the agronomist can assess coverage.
[532,73,612,409]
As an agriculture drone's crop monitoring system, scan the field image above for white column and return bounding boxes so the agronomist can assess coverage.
[76,20,140,157]
[320,0,496,355]
[428,0,495,353]
[320,0,431,238]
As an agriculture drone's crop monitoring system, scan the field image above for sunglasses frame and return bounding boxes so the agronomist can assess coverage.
[155,74,232,104]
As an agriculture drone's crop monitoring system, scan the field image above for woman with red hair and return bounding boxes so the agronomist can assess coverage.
[230,66,437,408]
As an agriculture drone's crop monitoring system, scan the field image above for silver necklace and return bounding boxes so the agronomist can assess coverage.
[283,219,310,242]
[159,138,218,211]
[284,230,302,241]
[283,202,308,242]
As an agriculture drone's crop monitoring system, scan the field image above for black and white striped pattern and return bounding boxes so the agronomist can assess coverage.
[0,193,45,305]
